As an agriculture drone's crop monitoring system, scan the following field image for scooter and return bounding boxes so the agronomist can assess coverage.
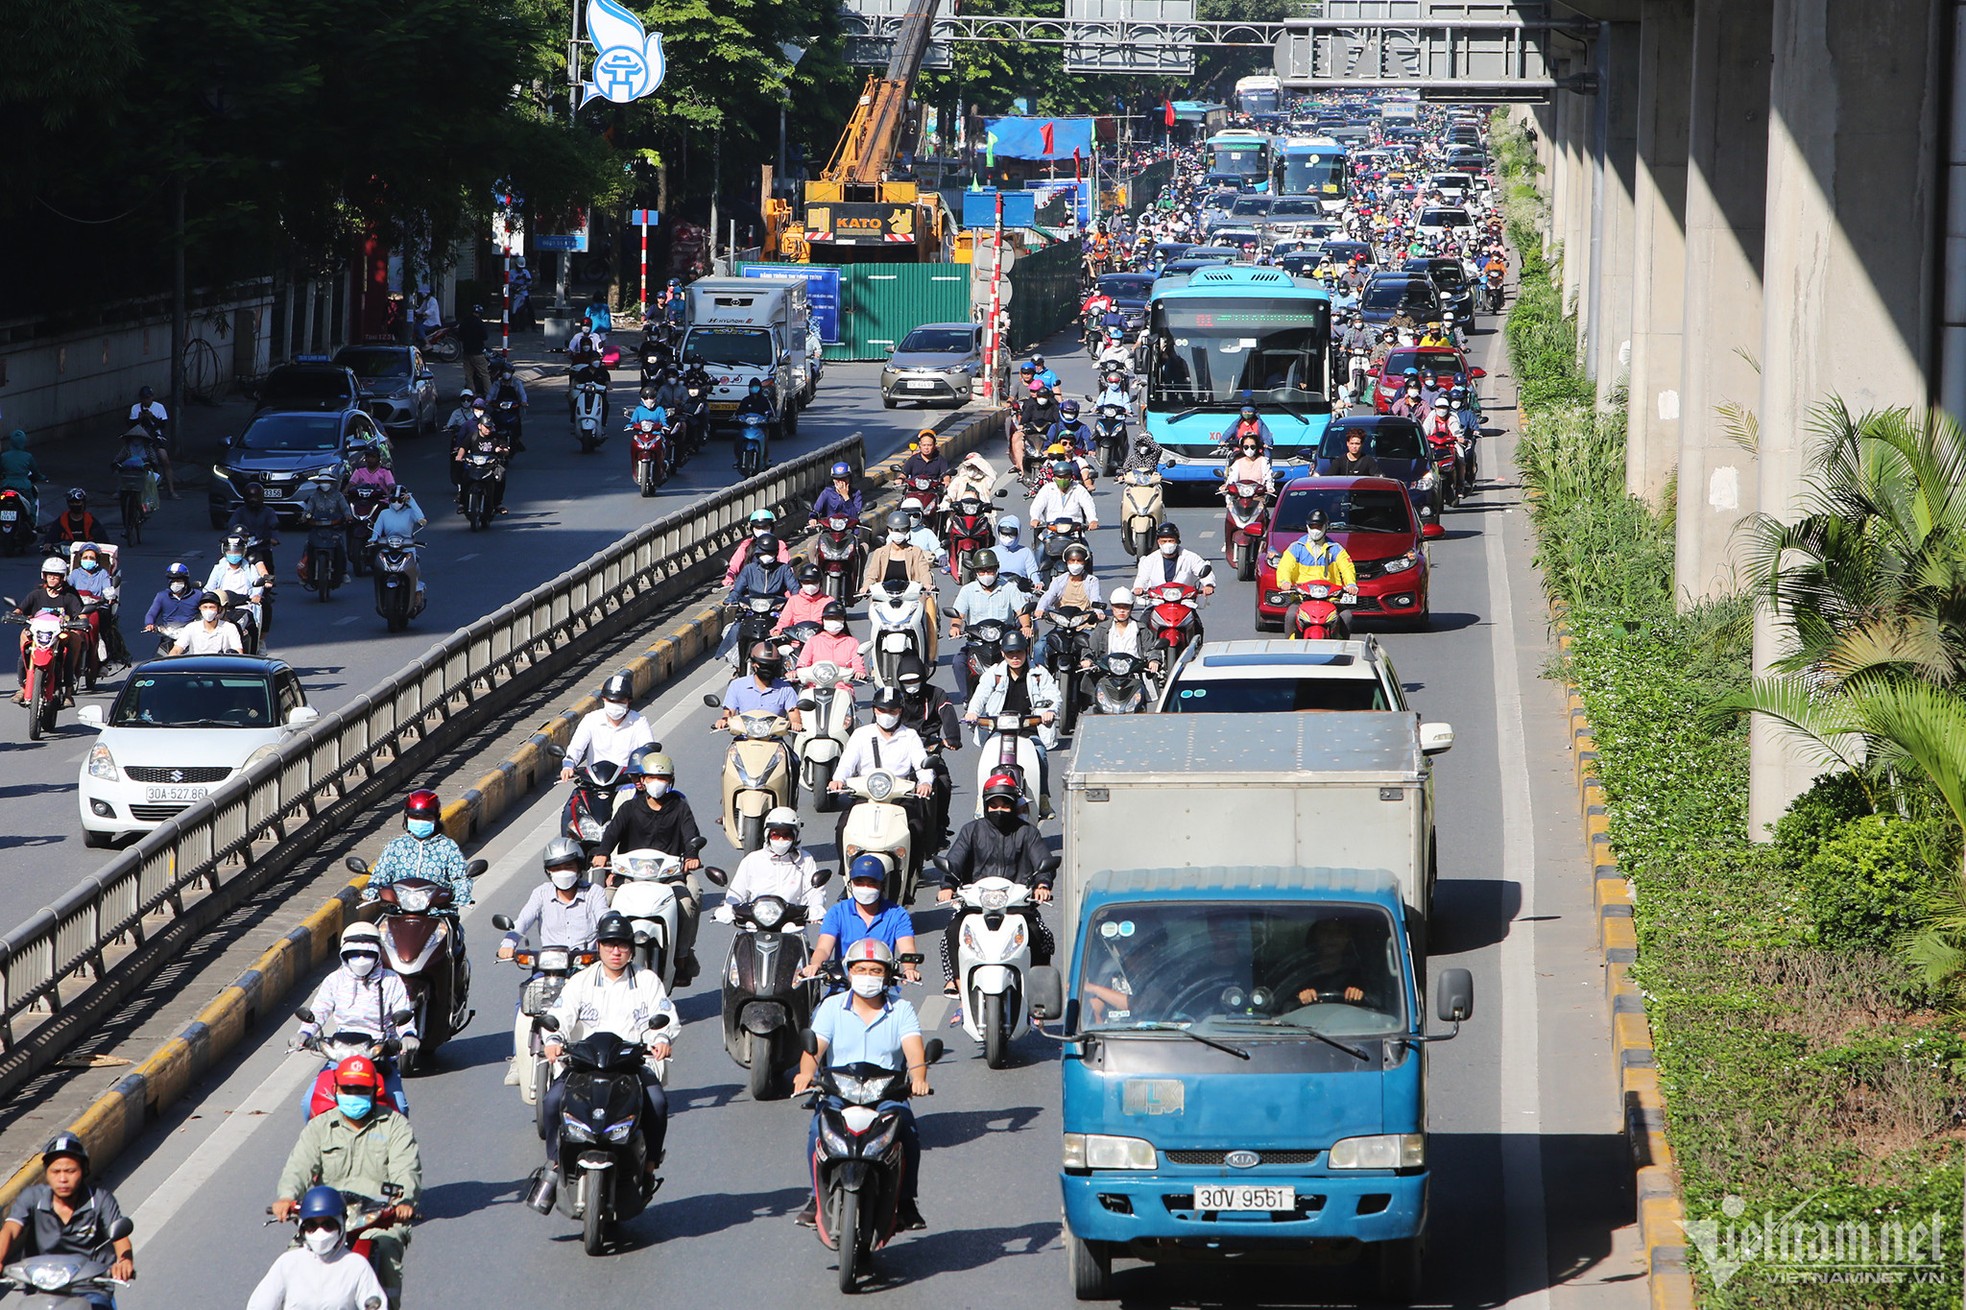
[864,579,932,690]
[1093,404,1128,478]
[5,608,86,741]
[1,1216,133,1309]
[971,705,1053,818]
[793,660,855,809]
[945,453,1000,508]
[0,487,35,557]
[491,392,525,453]
[1035,519,1089,589]
[560,757,634,857]
[1043,606,1101,735]
[959,618,1010,698]
[606,840,712,988]
[484,920,592,1127]
[1139,580,1203,656]
[942,492,993,583]
[371,533,423,633]
[347,486,385,577]
[459,442,505,531]
[726,594,785,679]
[1275,581,1356,641]
[349,857,486,1067]
[298,523,344,603]
[736,413,769,478]
[683,377,711,454]
[529,1012,675,1255]
[571,371,608,453]
[945,874,1041,1068]
[628,418,669,496]
[151,623,187,658]
[801,1035,944,1292]
[703,867,831,1100]
[812,515,866,602]
[900,475,943,535]
[1221,478,1273,583]
[1118,463,1165,559]
[702,699,798,852]
[290,1004,413,1119]
[836,769,919,906]
[1086,649,1155,715]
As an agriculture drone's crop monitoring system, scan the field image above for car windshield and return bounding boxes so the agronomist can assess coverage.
[1361,282,1434,313]
[1281,154,1348,199]
[1270,197,1323,217]
[1274,486,1410,533]
[683,327,775,367]
[1229,196,1272,217]
[1148,298,1331,410]
[897,328,972,354]
[1099,275,1154,300]
[1168,674,1390,713]
[257,372,351,408]
[1384,348,1464,377]
[1422,262,1466,290]
[332,350,410,380]
[1419,208,1470,228]
[1321,242,1370,263]
[1323,424,1424,460]
[1077,901,1407,1036]
[240,414,342,453]
[111,671,276,727]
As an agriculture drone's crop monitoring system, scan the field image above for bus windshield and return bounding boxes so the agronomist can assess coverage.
[1282,153,1349,200]
[1209,141,1271,182]
[1148,298,1331,411]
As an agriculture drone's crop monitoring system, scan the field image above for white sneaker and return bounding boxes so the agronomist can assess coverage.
[502,1062,520,1086]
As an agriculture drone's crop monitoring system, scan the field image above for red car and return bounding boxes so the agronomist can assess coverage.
[1370,346,1484,413]
[1254,475,1431,630]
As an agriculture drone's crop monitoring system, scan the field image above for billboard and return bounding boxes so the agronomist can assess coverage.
[740,263,841,343]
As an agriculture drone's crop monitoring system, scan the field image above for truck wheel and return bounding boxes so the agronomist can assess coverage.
[1067,1231,1113,1300]
[1375,1237,1423,1302]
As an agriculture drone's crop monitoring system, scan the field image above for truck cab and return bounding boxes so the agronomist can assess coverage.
[1032,866,1473,1302]
[681,278,811,433]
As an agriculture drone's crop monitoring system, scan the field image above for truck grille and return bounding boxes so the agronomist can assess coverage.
[1164,1149,1321,1166]
[125,766,233,783]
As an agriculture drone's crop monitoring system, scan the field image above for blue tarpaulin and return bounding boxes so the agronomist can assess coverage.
[982,117,1096,161]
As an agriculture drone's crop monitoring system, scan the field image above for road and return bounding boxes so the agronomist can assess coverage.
[102,327,1649,1307]
[0,357,950,925]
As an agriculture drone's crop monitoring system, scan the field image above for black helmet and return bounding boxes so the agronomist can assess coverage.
[749,641,783,674]
[595,911,635,946]
[870,686,903,710]
[601,671,633,702]
[243,482,265,503]
[42,1132,88,1173]
[1307,509,1330,529]
[1001,630,1031,655]
[895,653,929,693]
[753,533,780,559]
[796,562,822,585]
[971,548,1000,572]
[820,599,847,621]
[137,385,155,401]
[1156,521,1181,541]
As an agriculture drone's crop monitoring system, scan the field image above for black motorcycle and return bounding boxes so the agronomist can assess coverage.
[303,522,346,602]
[726,593,785,679]
[460,439,506,531]
[1086,649,1154,715]
[561,757,632,857]
[703,872,829,1101]
[1093,404,1129,478]
[530,1016,674,1256]
[1041,605,1100,734]
[960,618,1009,698]
[1035,519,1090,589]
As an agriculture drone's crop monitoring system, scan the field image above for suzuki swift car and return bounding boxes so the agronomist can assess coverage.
[1255,475,1430,630]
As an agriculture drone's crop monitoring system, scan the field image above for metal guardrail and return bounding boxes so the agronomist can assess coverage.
[0,435,863,1050]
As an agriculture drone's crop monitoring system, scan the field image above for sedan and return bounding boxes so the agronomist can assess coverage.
[1096,273,1155,332]
[1401,257,1477,326]
[333,344,439,436]
[1357,275,1441,329]
[1415,206,1474,244]
[208,407,383,528]
[1370,346,1484,413]
[880,322,983,408]
[77,655,319,845]
[1317,415,1444,538]
[1255,475,1430,630]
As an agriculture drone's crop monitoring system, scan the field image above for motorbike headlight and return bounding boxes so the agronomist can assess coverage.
[396,886,434,913]
[751,899,786,931]
[561,1111,595,1142]
[818,1117,856,1156]
[979,886,1009,911]
[862,1118,902,1157]
[25,1264,70,1292]
[1382,551,1418,574]
[604,1117,638,1143]
[1328,1133,1425,1170]
[539,948,570,973]
[86,743,118,781]
[578,816,605,841]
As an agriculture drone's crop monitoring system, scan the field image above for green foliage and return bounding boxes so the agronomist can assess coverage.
[1772,771,1877,872]
[1798,814,1956,954]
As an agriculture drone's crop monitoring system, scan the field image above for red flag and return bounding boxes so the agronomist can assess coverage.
[1073,146,1082,184]
[1163,98,1176,128]
[1040,121,1056,156]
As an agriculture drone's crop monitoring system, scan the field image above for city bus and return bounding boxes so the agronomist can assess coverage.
[1279,136,1352,214]
[1234,74,1283,121]
[1143,265,1335,488]
[1204,129,1280,193]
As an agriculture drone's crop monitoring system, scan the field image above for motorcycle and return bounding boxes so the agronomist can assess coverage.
[1139,580,1203,656]
[290,1004,413,1120]
[1274,581,1356,641]
[0,487,35,557]
[944,873,1043,1068]
[210,587,264,656]
[1035,519,1090,589]
[301,522,345,602]
[372,533,423,633]
[1425,427,1463,506]
[459,442,506,531]
[942,492,993,583]
[1086,649,1155,716]
[607,840,712,989]
[1348,350,1373,408]
[800,1036,944,1292]
[347,485,386,577]
[682,377,711,454]
[793,660,855,810]
[571,368,609,453]
[1221,478,1273,582]
[6,608,85,741]
[836,768,919,906]
[349,857,487,1067]
[1092,404,1129,478]
[971,705,1053,819]
[560,757,634,857]
[0,1216,133,1309]
[1118,464,1165,559]
[726,593,784,679]
[529,1012,676,1255]
[864,579,932,690]
[945,453,1001,508]
[702,869,831,1100]
[1485,270,1505,314]
[959,618,1010,698]
[491,392,525,453]
[812,516,866,601]
[421,322,462,363]
[900,475,943,535]
[628,419,669,496]
[702,700,798,852]
[736,413,769,478]
[483,922,593,1127]
[1040,606,1100,736]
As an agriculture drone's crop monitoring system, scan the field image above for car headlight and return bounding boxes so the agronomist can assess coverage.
[1328,1132,1425,1169]
[86,743,118,781]
[1382,551,1418,574]
[212,465,235,485]
[1063,1133,1158,1170]
[244,745,279,772]
[1415,469,1436,491]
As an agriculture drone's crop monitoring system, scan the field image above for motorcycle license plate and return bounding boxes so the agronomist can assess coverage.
[145,785,208,803]
[0,511,15,522]
[1193,1185,1295,1213]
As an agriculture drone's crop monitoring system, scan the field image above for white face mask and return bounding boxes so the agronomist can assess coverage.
[848,972,887,998]
[888,531,907,545]
[851,883,882,906]
[801,582,821,596]
[1067,562,1086,577]
[1307,528,1327,543]
[767,836,794,857]
[343,952,377,979]
[823,619,845,635]
[642,778,670,798]
[874,710,900,730]
[976,572,999,589]
[1159,541,1179,556]
[603,701,628,722]
[549,867,581,891]
[303,1228,343,1256]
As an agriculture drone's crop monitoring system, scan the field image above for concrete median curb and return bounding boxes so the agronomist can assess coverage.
[0,403,1006,1209]
[1550,603,1697,1310]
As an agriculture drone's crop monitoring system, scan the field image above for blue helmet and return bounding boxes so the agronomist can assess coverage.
[848,854,887,886]
[299,1184,346,1225]
[829,461,852,480]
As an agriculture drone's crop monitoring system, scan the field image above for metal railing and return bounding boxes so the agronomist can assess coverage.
[0,436,863,1051]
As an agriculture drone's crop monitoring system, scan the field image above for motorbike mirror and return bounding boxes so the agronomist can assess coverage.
[535,1013,562,1034]
[799,1028,819,1056]
[344,856,370,876]
[645,1012,676,1035]
[921,1037,945,1065]
[810,867,833,888]
[390,1008,415,1026]
[1028,965,1065,1022]
[491,913,515,931]
[701,693,721,709]
[105,1216,135,1243]
[896,952,924,966]
[702,866,730,887]
[688,835,708,853]
[543,743,565,760]
[294,1006,317,1024]
[466,859,489,878]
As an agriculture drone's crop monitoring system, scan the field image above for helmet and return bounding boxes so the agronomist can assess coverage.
[167,562,190,580]
[748,508,777,529]
[66,487,86,507]
[1239,404,1257,420]
[764,806,801,836]
[627,748,675,780]
[333,1055,383,1090]
[1032,353,1047,368]
[138,385,155,401]
[339,922,382,955]
[595,911,635,946]
[796,562,822,585]
[1109,587,1135,607]
[197,591,221,609]
[748,641,782,674]
[842,938,895,973]
[1063,542,1090,563]
[243,482,265,502]
[870,686,903,710]
[982,773,1023,807]
[41,1132,88,1173]
[1156,521,1181,541]
[971,548,1000,572]
[1051,460,1075,479]
[848,854,887,884]
[458,388,475,401]
[1001,630,1031,655]
[298,1185,346,1227]
[39,557,65,577]
[1017,362,1035,375]
[1059,399,1080,419]
[820,599,847,622]
[1307,509,1330,529]
[601,671,633,702]
[895,653,929,692]
[363,444,383,461]
[916,427,937,443]
[403,789,441,822]
[222,531,250,555]
[885,510,910,534]
[541,836,585,872]
[829,461,852,480]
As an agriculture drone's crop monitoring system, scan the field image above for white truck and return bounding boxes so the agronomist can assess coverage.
[681,278,814,434]
[1060,711,1453,958]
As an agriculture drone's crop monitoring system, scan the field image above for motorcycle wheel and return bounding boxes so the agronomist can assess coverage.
[1102,446,1118,479]
[532,1062,552,1137]
[25,667,44,742]
[836,1188,863,1293]
[316,566,332,603]
[739,812,765,853]
[1135,527,1156,558]
[581,1171,607,1256]
[1237,540,1256,583]
[429,337,462,365]
[810,759,835,813]
[983,992,1009,1069]
[745,1030,776,1100]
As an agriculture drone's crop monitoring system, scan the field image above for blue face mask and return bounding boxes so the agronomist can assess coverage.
[406,819,437,839]
[336,1092,374,1120]
[81,560,99,572]
[225,552,244,566]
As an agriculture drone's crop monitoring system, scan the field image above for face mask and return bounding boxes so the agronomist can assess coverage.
[1067,562,1086,577]
[988,808,1019,833]
[851,883,882,906]
[823,619,845,635]
[767,837,794,857]
[336,1092,374,1120]
[874,710,900,730]
[303,1228,343,1256]
[999,530,1017,541]
[801,582,821,596]
[976,572,998,589]
[81,560,99,572]
[225,552,244,566]
[549,867,581,891]
[170,580,188,594]
[200,609,222,624]
[1307,528,1327,543]
[1405,388,1419,398]
[848,972,887,999]
[752,525,771,537]
[1159,542,1178,556]
[343,952,377,978]
[888,532,907,545]
[757,554,778,569]
[407,819,437,839]
[642,778,670,798]
[603,701,629,723]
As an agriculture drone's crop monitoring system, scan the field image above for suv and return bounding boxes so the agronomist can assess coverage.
[1401,256,1477,325]
[1358,274,1441,329]
[209,406,381,528]
[1158,637,1409,714]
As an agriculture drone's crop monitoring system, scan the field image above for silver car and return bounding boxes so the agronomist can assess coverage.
[880,322,983,408]
[331,345,438,435]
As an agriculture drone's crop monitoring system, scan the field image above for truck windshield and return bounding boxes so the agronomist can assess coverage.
[683,328,775,367]
[1079,902,1406,1037]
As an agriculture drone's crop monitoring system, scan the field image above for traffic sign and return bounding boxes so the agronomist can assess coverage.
[631,209,660,227]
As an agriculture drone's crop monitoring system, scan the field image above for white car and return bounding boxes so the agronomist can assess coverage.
[1415,205,1474,245]
[77,655,318,847]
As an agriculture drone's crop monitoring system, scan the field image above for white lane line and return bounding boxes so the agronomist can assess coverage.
[456,553,480,563]
[1489,461,1550,1308]
[333,615,362,626]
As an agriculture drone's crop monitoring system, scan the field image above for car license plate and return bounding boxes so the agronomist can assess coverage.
[710,402,738,414]
[144,785,208,803]
[1193,1185,1295,1212]
[906,380,936,390]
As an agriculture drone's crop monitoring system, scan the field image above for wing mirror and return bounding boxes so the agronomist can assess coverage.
[1435,967,1474,1023]
[77,705,105,729]
[1028,965,1064,1022]
[1419,721,1455,756]
[285,705,321,729]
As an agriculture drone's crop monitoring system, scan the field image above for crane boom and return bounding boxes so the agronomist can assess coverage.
[821,0,945,188]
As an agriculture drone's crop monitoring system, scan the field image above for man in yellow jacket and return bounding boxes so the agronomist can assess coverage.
[1275,510,1358,639]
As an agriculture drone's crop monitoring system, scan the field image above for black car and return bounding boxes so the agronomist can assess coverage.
[1096,273,1155,332]
[1401,257,1477,327]
[1317,415,1443,535]
[1320,239,1375,268]
[1149,241,1194,272]
[1357,274,1441,328]
[253,362,361,414]
[208,407,383,528]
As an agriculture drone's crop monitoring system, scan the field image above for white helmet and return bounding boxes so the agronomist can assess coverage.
[764,806,801,834]
[39,557,66,576]
[1109,587,1136,607]
[339,922,382,954]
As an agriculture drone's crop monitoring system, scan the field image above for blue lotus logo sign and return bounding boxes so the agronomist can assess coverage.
[580,0,665,107]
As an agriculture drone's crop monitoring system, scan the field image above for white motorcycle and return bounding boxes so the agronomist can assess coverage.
[608,845,705,990]
[837,768,919,906]
[793,660,855,809]
[863,579,931,690]
[572,379,609,453]
[970,704,1054,818]
[948,875,1038,1069]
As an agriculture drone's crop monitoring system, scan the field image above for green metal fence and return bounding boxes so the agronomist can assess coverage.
[1004,242,1081,352]
[814,263,973,361]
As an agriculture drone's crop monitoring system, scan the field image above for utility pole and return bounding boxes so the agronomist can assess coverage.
[170,172,186,433]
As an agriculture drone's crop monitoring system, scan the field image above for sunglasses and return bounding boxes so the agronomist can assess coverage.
[342,950,379,963]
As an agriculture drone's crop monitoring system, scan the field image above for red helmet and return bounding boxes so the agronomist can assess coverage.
[403,789,441,822]
[982,773,1022,807]
[334,1055,382,1090]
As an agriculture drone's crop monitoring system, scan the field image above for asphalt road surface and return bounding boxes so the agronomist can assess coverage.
[102,327,1649,1308]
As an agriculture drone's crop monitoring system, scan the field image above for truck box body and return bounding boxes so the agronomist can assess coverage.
[1061,712,1437,964]
[682,278,810,415]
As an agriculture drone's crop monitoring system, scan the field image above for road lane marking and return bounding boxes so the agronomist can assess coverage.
[456,553,480,563]
[333,616,361,626]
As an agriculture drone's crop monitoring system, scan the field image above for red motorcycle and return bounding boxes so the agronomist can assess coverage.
[1274,582,1356,641]
[1424,421,1464,505]
[629,418,670,496]
[347,484,386,577]
[1139,581,1203,656]
[7,608,85,740]
[943,492,993,582]
[1220,478,1272,582]
[901,474,944,533]
[812,515,865,601]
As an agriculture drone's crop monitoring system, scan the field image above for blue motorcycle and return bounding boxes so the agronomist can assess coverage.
[737,412,769,478]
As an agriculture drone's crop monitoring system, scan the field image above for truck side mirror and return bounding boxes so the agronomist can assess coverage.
[1420,722,1455,756]
[1435,967,1474,1023]
[1028,965,1064,1022]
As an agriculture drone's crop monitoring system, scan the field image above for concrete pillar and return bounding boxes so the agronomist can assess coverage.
[1548,93,1575,268]
[1941,5,1966,425]
[1559,88,1592,324]
[1674,0,1772,605]
[1750,0,1943,833]
[1625,0,1693,499]
[1589,23,1642,399]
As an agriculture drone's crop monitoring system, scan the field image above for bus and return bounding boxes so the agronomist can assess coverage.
[1143,265,1335,487]
[1279,136,1351,214]
[1204,129,1279,193]
[1234,74,1283,121]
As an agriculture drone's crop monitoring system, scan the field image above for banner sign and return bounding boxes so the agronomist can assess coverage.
[980,117,1096,161]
